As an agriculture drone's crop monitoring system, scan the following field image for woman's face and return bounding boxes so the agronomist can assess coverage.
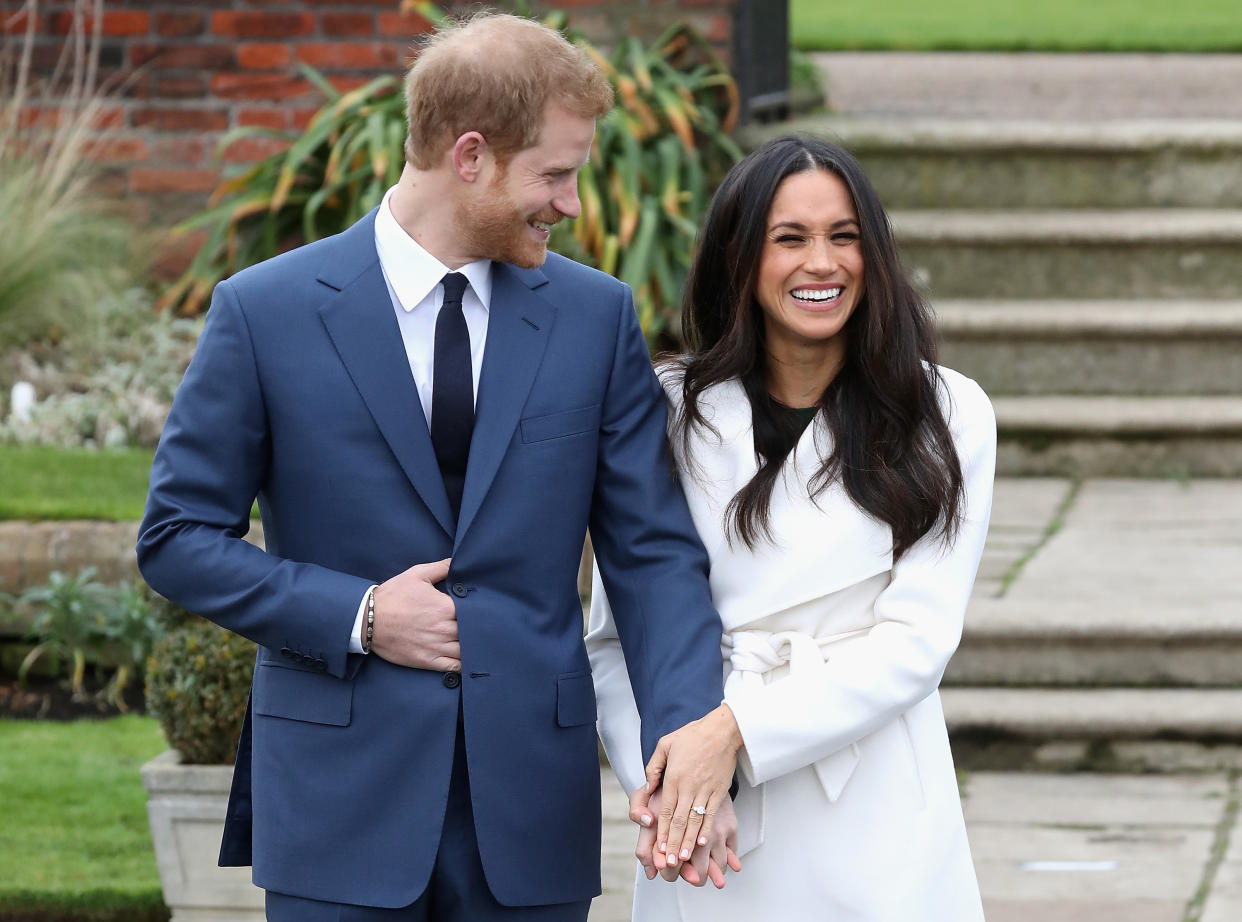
[754,168,865,361]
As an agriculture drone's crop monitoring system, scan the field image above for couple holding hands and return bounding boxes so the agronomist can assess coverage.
[138,12,994,922]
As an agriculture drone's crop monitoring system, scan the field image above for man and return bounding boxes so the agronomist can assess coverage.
[138,12,737,922]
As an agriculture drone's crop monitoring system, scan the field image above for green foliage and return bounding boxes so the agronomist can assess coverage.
[16,569,164,710]
[791,0,1242,51]
[0,716,166,910]
[0,0,146,348]
[161,12,741,345]
[145,612,255,764]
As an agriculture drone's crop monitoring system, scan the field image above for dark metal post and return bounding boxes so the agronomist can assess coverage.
[732,0,791,124]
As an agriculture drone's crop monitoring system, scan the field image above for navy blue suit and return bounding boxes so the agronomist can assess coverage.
[137,210,724,910]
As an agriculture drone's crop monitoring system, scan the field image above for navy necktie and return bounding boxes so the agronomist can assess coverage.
[431,272,473,524]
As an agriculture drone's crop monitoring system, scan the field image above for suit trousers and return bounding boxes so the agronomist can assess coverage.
[265,706,591,922]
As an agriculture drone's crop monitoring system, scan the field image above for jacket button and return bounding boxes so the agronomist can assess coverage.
[442,672,461,689]
[314,658,327,671]
[451,582,467,598]
[280,647,292,658]
[301,654,315,665]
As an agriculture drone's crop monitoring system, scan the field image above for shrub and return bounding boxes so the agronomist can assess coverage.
[145,605,254,765]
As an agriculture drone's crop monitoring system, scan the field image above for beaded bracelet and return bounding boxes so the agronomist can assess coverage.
[363,585,376,653]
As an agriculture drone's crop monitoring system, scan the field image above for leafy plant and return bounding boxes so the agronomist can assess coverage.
[0,0,146,348]
[18,567,113,699]
[99,580,163,710]
[145,608,255,764]
[160,6,741,346]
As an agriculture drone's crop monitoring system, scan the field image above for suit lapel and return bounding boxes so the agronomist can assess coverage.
[454,262,554,547]
[316,212,455,538]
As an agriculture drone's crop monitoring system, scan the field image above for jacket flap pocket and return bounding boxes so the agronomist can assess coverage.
[556,672,597,727]
[521,405,601,443]
[253,662,353,726]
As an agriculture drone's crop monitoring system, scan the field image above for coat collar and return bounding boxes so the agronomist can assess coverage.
[672,378,893,631]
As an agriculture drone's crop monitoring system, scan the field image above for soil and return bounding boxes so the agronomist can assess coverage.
[0,675,147,721]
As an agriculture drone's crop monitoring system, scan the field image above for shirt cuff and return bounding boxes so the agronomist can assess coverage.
[349,587,376,655]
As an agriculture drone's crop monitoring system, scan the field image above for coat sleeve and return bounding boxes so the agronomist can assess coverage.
[585,563,649,798]
[587,293,724,764]
[725,373,997,786]
[136,280,372,679]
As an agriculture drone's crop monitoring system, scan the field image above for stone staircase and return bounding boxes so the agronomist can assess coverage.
[740,61,1242,766]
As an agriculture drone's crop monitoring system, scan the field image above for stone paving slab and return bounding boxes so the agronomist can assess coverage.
[1004,480,1242,607]
[973,477,1068,598]
[1202,798,1242,922]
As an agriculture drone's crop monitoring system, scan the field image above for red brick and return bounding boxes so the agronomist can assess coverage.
[0,7,40,33]
[53,10,149,37]
[296,42,400,71]
[94,105,127,131]
[130,43,235,69]
[237,108,289,130]
[153,230,210,283]
[327,75,370,94]
[133,107,230,132]
[291,108,319,131]
[321,12,374,37]
[130,168,220,194]
[135,74,210,99]
[376,11,434,38]
[82,136,148,163]
[211,11,313,39]
[155,11,206,37]
[17,106,62,129]
[219,136,291,163]
[209,72,314,101]
[149,137,209,166]
[237,43,291,69]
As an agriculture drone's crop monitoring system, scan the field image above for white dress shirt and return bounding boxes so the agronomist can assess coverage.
[349,187,494,653]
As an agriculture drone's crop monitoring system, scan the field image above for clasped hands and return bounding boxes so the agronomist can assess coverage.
[628,705,744,888]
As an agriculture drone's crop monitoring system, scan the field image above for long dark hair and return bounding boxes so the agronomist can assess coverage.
[669,134,963,559]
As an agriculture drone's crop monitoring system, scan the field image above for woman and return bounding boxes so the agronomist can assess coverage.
[586,135,995,921]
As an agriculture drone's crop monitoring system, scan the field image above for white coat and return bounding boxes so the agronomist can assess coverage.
[587,365,996,922]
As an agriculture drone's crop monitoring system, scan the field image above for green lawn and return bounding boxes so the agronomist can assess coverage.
[0,716,168,916]
[792,0,1242,51]
[0,445,154,521]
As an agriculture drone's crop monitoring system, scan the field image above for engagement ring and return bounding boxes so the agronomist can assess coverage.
[692,805,707,816]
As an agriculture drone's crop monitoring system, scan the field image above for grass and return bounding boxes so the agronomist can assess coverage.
[791,0,1242,52]
[0,716,168,913]
[0,445,154,521]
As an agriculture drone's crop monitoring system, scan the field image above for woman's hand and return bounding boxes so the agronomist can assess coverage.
[631,786,741,887]
[634,703,743,870]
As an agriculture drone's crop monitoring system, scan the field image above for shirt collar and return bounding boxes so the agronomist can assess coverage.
[374,186,492,312]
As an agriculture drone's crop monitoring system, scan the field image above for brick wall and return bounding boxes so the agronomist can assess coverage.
[2,0,737,267]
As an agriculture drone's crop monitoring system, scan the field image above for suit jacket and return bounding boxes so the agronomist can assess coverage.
[136,209,725,909]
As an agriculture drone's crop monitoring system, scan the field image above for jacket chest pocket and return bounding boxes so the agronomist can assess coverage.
[253,662,354,726]
[520,405,601,444]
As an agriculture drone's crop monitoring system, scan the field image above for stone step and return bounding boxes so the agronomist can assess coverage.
[993,395,1242,476]
[942,687,1242,741]
[946,600,1242,687]
[894,209,1242,300]
[936,300,1242,396]
[743,118,1242,209]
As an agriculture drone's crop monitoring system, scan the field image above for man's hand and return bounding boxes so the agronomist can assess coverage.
[633,704,742,870]
[368,558,460,672]
[631,787,741,888]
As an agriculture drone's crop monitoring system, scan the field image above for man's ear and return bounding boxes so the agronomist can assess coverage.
[452,131,489,183]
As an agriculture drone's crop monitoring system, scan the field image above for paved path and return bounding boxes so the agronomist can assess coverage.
[812,53,1242,120]
[589,477,1242,921]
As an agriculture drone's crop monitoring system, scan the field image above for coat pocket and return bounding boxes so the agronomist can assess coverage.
[253,661,353,726]
[520,405,601,443]
[556,671,598,727]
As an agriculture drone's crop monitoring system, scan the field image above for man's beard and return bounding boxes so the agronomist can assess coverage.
[455,171,561,269]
